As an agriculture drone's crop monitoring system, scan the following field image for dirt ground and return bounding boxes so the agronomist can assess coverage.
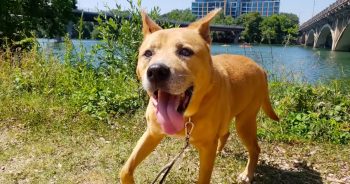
[1,118,349,184]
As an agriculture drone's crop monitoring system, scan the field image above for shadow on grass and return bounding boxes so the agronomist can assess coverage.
[254,163,322,184]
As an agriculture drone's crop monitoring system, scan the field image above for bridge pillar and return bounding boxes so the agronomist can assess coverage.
[304,29,316,47]
[313,30,320,48]
[233,30,241,44]
[297,33,305,45]
[303,34,308,46]
[332,16,350,51]
[66,21,74,38]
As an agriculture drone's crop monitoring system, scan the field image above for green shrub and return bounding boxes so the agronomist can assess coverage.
[0,1,163,122]
[258,81,350,144]
[93,0,160,78]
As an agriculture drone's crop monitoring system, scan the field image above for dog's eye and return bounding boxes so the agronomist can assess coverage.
[143,50,153,58]
[178,48,194,57]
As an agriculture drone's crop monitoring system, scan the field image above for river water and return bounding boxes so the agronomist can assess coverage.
[38,39,350,83]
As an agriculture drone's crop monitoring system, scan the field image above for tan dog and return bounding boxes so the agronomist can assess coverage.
[120,9,279,184]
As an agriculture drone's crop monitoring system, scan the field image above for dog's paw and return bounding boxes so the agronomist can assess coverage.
[119,169,135,184]
[120,175,135,184]
[237,172,252,184]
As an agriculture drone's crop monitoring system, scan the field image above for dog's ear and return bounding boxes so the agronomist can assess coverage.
[188,8,221,44]
[141,10,162,37]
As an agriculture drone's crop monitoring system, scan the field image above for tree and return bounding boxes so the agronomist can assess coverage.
[235,12,263,43]
[260,14,279,44]
[212,12,235,25]
[0,0,77,45]
[260,14,299,44]
[279,14,299,44]
[161,9,197,22]
[280,13,299,25]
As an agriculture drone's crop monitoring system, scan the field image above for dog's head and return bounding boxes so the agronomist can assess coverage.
[137,9,220,134]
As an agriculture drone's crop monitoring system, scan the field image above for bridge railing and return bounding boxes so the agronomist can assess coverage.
[300,0,350,31]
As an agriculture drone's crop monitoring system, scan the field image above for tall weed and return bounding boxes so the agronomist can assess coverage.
[0,1,155,121]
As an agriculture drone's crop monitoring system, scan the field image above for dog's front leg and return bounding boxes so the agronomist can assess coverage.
[120,129,164,184]
[196,140,218,184]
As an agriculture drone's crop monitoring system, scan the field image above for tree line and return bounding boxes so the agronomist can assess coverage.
[0,2,299,48]
[162,9,299,44]
[0,0,77,48]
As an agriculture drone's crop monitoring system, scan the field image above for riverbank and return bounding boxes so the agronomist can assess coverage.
[0,45,349,183]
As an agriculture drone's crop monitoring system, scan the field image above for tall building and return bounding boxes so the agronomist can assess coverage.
[191,0,280,18]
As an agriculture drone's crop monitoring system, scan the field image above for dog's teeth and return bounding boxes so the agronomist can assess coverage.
[180,93,185,98]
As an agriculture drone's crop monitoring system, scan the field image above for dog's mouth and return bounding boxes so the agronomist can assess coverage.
[151,86,193,135]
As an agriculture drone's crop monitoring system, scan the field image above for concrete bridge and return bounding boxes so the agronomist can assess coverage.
[71,10,244,43]
[299,0,350,51]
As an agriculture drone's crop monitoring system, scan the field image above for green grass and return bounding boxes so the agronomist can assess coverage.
[0,98,349,183]
[0,85,143,183]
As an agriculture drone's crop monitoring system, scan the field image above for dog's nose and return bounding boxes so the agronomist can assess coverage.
[147,63,170,83]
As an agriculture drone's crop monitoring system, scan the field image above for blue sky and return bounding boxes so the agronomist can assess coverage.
[77,0,336,23]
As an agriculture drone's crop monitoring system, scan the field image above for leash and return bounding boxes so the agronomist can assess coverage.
[151,117,194,184]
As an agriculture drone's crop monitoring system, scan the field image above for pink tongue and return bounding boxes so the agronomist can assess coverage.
[156,91,184,134]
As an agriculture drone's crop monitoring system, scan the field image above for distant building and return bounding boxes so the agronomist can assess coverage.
[191,0,280,18]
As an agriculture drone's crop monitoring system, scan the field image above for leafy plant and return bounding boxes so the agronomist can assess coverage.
[93,0,161,78]
[258,81,350,144]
